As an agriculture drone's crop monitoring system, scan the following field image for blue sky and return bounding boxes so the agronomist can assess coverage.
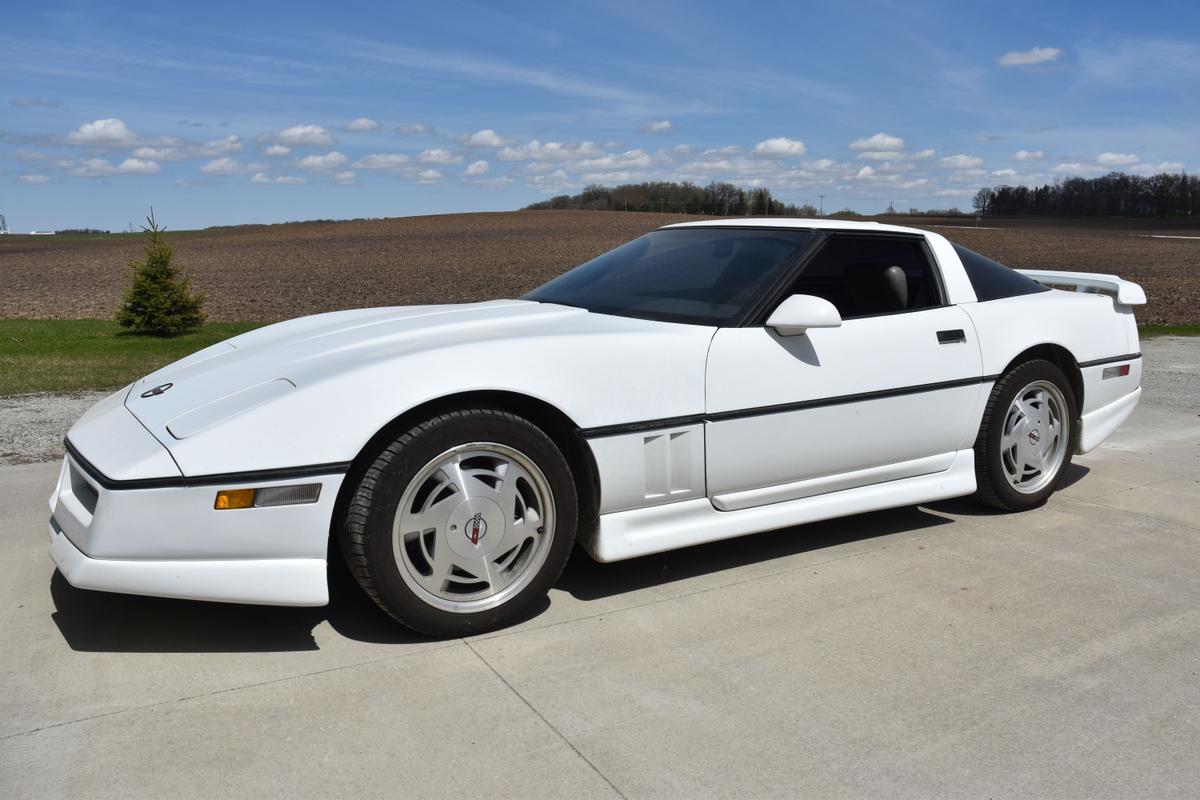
[2,0,1197,231]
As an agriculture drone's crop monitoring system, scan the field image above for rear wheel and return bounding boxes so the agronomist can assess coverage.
[974,359,1077,511]
[340,408,577,637]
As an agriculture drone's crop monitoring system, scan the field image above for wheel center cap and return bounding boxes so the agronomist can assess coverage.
[448,497,505,559]
[1028,429,1041,445]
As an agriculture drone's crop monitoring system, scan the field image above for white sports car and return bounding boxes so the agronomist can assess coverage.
[50,219,1145,635]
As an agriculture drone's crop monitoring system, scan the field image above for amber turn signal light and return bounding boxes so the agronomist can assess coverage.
[214,489,256,510]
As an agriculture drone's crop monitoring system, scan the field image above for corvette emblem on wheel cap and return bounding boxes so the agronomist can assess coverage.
[1029,429,1041,445]
[466,512,488,545]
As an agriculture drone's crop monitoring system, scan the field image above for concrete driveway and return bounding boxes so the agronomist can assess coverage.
[2,339,1198,799]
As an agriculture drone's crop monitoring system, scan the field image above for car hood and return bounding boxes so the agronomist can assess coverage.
[124,300,593,436]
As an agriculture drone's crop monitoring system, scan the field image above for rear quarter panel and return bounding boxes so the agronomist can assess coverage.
[961,289,1139,416]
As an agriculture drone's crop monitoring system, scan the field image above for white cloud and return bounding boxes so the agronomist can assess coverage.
[19,174,49,184]
[344,117,380,132]
[497,139,602,161]
[296,151,349,171]
[129,146,171,161]
[249,172,307,185]
[528,168,573,193]
[991,168,1018,178]
[1131,161,1185,175]
[396,122,433,135]
[577,149,653,171]
[753,137,807,157]
[1052,162,1107,176]
[353,153,411,169]
[856,149,931,162]
[849,132,904,152]
[642,120,672,134]
[332,170,358,185]
[1096,152,1139,166]
[198,135,242,156]
[277,124,335,146]
[417,148,462,164]
[463,160,490,176]
[118,158,159,174]
[131,135,243,162]
[998,47,1062,67]
[856,166,876,179]
[940,154,984,169]
[463,129,508,147]
[416,168,443,184]
[67,157,160,176]
[65,118,137,147]
[200,157,246,175]
[265,144,291,156]
[1011,149,1045,161]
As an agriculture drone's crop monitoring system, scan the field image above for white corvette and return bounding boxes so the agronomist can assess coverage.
[49,219,1145,635]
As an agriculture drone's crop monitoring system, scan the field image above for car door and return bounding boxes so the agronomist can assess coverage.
[704,233,984,511]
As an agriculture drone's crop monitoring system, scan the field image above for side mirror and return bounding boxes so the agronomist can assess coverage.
[766,294,842,336]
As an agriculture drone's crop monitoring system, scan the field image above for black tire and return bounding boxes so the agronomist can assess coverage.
[974,359,1078,511]
[339,408,578,637]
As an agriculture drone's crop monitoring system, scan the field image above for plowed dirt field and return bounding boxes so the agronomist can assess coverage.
[2,211,1196,324]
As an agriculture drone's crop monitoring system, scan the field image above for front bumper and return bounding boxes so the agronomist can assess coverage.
[48,453,343,606]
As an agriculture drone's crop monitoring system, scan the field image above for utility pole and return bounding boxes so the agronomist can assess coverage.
[818,195,825,216]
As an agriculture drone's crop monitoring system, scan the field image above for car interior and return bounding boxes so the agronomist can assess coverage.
[786,235,942,319]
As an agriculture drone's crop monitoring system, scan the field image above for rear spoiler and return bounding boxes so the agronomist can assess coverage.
[1017,269,1146,306]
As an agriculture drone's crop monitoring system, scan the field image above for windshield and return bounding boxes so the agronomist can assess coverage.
[524,227,817,325]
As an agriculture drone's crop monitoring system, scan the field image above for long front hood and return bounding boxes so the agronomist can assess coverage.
[118,300,715,476]
[125,300,581,435]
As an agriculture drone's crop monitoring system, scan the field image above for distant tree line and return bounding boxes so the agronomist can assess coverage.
[973,171,1197,217]
[524,182,823,216]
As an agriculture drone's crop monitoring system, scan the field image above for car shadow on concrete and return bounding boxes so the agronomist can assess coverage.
[48,554,440,653]
[558,503,955,602]
[926,462,1090,518]
[50,491,1007,652]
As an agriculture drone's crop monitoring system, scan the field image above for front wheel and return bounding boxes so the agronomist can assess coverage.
[339,408,578,637]
[974,359,1077,511]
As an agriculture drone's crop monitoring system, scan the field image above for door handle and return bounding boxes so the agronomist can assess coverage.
[937,329,966,344]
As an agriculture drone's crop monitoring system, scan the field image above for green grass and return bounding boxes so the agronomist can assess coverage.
[0,319,262,396]
[1138,324,1200,338]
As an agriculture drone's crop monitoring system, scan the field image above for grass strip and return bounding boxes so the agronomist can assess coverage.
[0,319,261,396]
[1138,324,1200,338]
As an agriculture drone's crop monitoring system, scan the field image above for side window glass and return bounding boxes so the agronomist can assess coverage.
[951,244,1048,302]
[787,236,942,319]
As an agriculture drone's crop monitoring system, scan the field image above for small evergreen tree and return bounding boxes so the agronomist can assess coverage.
[116,209,205,335]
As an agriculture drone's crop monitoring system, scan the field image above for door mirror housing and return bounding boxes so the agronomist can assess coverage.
[766,294,843,336]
